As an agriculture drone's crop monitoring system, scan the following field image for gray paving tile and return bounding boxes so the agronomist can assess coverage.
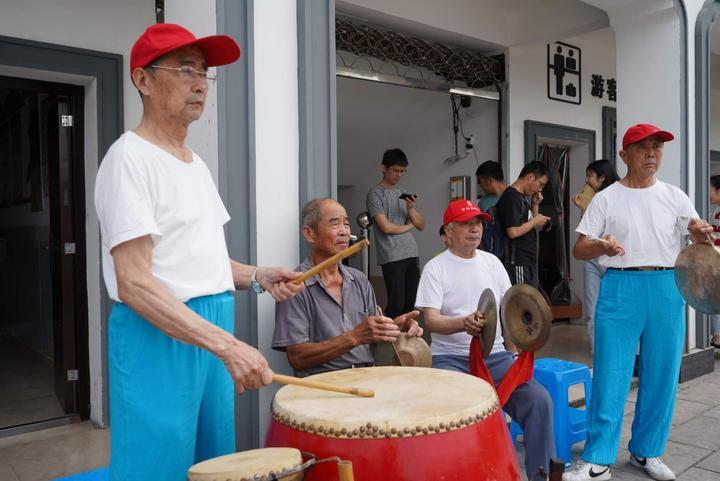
[669,416,720,450]
[701,405,720,421]
[695,450,720,473]
[0,429,108,481]
[676,467,720,481]
[676,380,720,406]
[613,440,711,477]
[0,456,20,481]
[672,399,715,427]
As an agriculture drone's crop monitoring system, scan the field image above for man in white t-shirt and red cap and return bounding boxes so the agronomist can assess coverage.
[563,124,713,481]
[415,199,555,481]
[95,24,303,481]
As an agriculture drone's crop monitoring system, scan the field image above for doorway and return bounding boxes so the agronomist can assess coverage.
[0,75,88,433]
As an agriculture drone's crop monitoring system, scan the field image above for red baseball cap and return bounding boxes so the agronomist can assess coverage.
[622,124,674,150]
[130,23,241,74]
[443,200,492,225]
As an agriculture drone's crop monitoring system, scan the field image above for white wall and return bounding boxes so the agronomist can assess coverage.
[0,0,152,132]
[165,0,221,181]
[612,5,684,183]
[337,77,499,277]
[507,28,616,180]
[253,0,300,444]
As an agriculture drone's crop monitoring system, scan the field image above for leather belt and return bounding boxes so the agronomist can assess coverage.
[608,266,674,271]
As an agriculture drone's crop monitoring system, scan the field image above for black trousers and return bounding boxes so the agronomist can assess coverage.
[504,262,539,288]
[380,257,420,318]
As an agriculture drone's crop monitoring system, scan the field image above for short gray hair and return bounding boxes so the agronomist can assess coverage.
[301,198,331,230]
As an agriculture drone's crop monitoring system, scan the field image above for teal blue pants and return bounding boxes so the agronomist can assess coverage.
[582,270,685,465]
[108,292,235,481]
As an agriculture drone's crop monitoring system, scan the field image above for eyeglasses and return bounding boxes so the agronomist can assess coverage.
[147,65,217,82]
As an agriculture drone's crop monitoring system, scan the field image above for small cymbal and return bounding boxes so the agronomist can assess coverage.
[477,288,497,358]
[391,333,432,368]
[501,284,552,352]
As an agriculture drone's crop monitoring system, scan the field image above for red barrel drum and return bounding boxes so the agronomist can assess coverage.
[266,366,521,481]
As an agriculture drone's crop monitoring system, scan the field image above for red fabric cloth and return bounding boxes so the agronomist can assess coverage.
[469,336,535,407]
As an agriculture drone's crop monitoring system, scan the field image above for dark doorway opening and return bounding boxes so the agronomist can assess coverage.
[0,75,88,433]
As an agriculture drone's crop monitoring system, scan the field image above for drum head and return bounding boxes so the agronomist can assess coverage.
[477,288,497,358]
[188,448,302,481]
[272,367,498,439]
[675,243,720,314]
[501,284,552,352]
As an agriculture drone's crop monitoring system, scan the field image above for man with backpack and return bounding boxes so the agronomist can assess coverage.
[476,161,508,258]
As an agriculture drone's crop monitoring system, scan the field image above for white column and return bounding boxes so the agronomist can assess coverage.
[253,0,300,443]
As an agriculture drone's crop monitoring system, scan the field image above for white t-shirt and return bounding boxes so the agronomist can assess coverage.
[95,131,235,302]
[576,180,698,268]
[415,249,509,357]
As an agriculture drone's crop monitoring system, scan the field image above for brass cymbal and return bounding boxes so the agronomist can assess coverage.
[675,242,720,314]
[391,333,432,368]
[501,284,552,352]
[477,288,497,358]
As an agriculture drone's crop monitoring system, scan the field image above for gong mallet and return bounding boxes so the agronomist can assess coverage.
[291,239,370,285]
[272,373,375,398]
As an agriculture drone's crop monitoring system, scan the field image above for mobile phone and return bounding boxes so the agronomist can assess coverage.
[399,193,417,200]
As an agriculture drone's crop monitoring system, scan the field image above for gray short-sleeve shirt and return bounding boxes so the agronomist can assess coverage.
[272,259,378,377]
[366,184,419,265]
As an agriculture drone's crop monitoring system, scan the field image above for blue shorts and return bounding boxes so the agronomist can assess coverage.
[108,292,235,481]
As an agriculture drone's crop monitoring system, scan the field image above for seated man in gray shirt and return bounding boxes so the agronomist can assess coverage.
[273,198,423,377]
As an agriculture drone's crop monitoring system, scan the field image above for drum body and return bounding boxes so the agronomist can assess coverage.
[266,367,520,481]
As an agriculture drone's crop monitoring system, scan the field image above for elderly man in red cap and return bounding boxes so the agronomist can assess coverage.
[563,125,714,481]
[94,24,303,480]
[415,199,555,480]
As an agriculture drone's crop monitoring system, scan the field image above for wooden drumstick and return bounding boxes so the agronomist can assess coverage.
[272,373,375,398]
[291,239,370,285]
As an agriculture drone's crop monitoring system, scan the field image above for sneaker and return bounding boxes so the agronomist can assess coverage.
[562,460,611,481]
[629,455,676,481]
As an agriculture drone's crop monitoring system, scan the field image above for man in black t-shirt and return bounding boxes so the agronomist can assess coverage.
[494,161,550,287]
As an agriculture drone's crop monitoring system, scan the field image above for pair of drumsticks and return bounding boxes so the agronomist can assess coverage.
[272,239,375,398]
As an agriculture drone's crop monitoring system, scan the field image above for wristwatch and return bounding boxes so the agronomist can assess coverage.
[250,267,265,294]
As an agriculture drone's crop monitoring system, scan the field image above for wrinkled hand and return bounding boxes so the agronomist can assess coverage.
[601,234,625,257]
[393,310,423,337]
[217,340,273,394]
[350,315,401,345]
[688,218,714,244]
[463,311,485,337]
[257,266,305,301]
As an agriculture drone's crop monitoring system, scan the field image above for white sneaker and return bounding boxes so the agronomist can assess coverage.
[630,455,676,481]
[562,460,611,481]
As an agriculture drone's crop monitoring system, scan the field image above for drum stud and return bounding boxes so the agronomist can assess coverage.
[300,422,306,429]
[422,428,429,434]
[366,422,373,429]
[340,428,347,435]
[475,414,481,421]
[318,426,325,433]
[328,427,335,435]
[359,432,365,438]
[391,427,397,434]
[308,424,315,432]
[434,426,441,433]
[450,421,456,428]
[439,422,446,428]
[372,425,379,432]
[352,429,359,436]
[359,425,366,432]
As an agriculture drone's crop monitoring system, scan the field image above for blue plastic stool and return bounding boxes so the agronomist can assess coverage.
[507,358,592,465]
